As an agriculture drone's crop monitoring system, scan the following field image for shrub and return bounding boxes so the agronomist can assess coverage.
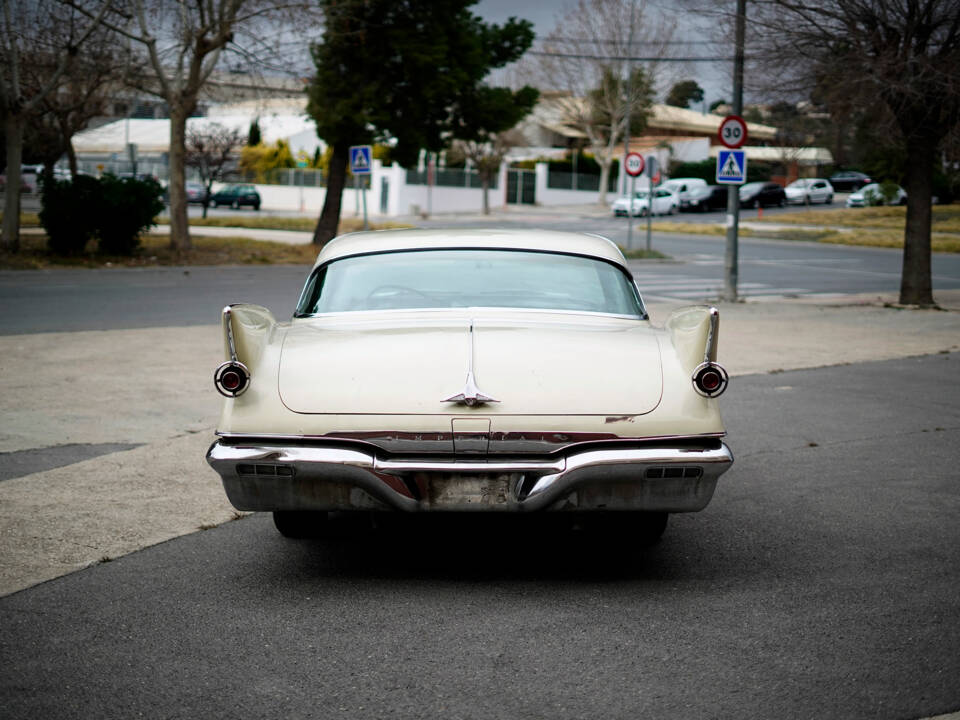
[39,174,164,257]
[96,175,165,255]
[39,174,101,255]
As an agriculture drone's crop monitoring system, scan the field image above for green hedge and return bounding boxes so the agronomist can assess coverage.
[39,174,164,256]
[669,158,771,184]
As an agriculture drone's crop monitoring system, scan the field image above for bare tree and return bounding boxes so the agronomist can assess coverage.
[75,0,316,251]
[535,0,675,204]
[1,0,114,251]
[749,0,960,306]
[450,129,527,215]
[186,122,242,217]
[39,32,137,178]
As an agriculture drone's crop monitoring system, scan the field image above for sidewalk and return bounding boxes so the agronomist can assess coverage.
[1,292,959,596]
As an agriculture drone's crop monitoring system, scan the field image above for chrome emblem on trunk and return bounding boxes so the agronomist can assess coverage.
[443,321,499,407]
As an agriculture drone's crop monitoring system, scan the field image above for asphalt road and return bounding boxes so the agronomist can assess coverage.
[3,221,960,334]
[2,353,958,719]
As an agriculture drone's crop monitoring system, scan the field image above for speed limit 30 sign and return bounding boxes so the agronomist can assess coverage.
[624,152,645,177]
[718,115,748,149]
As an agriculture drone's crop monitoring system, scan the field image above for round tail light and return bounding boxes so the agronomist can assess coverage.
[693,362,728,398]
[215,361,250,397]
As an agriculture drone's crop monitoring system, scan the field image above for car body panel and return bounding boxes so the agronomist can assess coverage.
[785,178,834,204]
[612,188,677,216]
[739,181,786,208]
[684,185,728,212]
[277,311,663,416]
[829,171,872,192]
[211,184,261,208]
[661,178,708,208]
[208,230,732,516]
[846,183,907,207]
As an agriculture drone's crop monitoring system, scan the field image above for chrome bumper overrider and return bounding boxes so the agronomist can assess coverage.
[206,439,734,513]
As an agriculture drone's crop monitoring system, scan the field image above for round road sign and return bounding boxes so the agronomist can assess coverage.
[718,115,748,149]
[625,152,645,177]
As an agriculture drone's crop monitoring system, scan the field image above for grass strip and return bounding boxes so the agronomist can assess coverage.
[0,233,322,270]
[647,218,960,252]
[165,215,412,233]
[751,204,960,232]
[619,247,671,259]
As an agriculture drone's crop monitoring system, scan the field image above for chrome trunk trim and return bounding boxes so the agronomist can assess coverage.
[442,321,500,407]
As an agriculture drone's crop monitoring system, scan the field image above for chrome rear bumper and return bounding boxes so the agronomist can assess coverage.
[206,439,733,513]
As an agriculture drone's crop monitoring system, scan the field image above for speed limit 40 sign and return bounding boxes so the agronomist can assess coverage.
[624,152,645,177]
[718,115,748,149]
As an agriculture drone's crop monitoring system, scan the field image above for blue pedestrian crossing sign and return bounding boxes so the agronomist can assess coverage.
[349,145,372,175]
[716,149,746,184]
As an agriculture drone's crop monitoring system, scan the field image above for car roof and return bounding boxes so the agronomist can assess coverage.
[314,228,628,269]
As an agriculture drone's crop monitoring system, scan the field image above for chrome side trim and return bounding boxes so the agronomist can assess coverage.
[295,306,645,321]
[704,306,720,363]
[223,305,239,363]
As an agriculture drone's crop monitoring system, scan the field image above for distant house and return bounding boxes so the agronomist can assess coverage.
[513,92,831,183]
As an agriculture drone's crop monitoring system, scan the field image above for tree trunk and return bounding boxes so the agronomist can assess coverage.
[899,135,936,306]
[66,139,78,179]
[597,158,612,206]
[481,174,490,215]
[313,142,349,246]
[2,114,25,252]
[167,106,192,251]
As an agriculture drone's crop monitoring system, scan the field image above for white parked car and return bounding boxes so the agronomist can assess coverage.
[206,229,733,544]
[785,178,834,205]
[660,178,708,209]
[846,183,908,207]
[612,188,678,217]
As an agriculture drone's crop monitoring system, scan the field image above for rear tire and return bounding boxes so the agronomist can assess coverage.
[231,199,239,209]
[273,510,329,538]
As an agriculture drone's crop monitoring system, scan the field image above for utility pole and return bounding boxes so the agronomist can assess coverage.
[723,0,746,302]
[624,0,637,251]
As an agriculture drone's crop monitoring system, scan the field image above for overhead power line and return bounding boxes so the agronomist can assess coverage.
[528,50,736,62]
[540,36,726,46]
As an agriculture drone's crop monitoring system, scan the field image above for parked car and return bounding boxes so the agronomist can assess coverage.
[185,182,210,204]
[684,184,729,212]
[612,187,678,217]
[785,178,834,205]
[829,170,872,192]
[206,229,734,543]
[739,181,786,208]
[660,178,708,209]
[0,167,39,194]
[846,183,907,207]
[211,184,261,210]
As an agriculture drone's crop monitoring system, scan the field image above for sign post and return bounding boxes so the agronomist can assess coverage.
[349,145,372,230]
[624,152,644,250]
[645,154,658,252]
[718,109,748,302]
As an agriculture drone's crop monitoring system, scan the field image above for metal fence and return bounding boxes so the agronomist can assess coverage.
[405,167,498,189]
[231,168,327,187]
[74,160,170,181]
[547,169,619,192]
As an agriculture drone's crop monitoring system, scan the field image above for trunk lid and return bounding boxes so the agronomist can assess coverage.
[278,313,662,416]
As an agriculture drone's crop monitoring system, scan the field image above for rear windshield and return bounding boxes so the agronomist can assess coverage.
[296,249,645,317]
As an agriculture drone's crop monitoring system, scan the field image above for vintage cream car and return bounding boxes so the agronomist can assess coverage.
[206,229,733,542]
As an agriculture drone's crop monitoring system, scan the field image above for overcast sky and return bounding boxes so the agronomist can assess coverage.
[474,0,733,107]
